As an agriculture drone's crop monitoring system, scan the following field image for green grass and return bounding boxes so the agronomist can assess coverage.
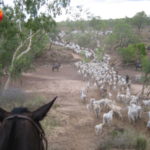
[136,136,147,150]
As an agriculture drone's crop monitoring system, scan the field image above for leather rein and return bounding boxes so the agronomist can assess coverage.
[3,114,48,150]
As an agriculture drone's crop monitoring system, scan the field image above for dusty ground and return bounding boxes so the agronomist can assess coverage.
[19,63,104,150]
[5,47,150,150]
[6,46,102,150]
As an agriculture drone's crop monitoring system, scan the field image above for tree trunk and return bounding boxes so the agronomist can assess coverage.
[141,73,148,96]
[3,74,11,90]
[146,86,150,97]
[49,42,53,51]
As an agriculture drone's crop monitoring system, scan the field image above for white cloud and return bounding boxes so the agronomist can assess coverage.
[4,0,150,21]
[55,0,150,21]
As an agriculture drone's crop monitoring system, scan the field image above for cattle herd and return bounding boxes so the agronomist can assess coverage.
[53,35,150,135]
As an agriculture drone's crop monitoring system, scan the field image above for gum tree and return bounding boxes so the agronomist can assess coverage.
[0,0,70,90]
[131,11,148,33]
[141,56,150,96]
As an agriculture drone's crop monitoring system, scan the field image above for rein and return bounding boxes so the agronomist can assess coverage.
[3,114,48,150]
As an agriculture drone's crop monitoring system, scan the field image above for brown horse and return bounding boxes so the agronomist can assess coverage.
[0,96,57,150]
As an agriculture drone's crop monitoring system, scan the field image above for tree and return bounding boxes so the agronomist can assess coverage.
[106,20,138,50]
[131,11,148,33]
[119,43,147,64]
[95,47,105,61]
[89,17,107,38]
[66,5,92,21]
[0,0,70,90]
[141,56,150,96]
[89,16,102,31]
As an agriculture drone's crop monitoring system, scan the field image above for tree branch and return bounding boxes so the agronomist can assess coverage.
[16,30,33,60]
[3,29,40,90]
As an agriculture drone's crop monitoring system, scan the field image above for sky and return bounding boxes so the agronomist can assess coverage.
[56,0,150,21]
[4,0,150,21]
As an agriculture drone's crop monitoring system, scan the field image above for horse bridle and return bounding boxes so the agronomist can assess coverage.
[3,114,48,150]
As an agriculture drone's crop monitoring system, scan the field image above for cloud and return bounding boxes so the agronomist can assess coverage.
[56,0,150,21]
[127,0,147,1]
[99,0,136,1]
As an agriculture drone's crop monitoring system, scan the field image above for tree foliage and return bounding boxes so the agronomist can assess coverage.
[0,6,21,68]
[107,21,138,49]
[95,47,105,61]
[141,56,150,96]
[64,32,97,49]
[119,43,147,64]
[89,17,108,32]
[0,0,70,89]
[131,11,148,32]
[142,56,150,75]
[89,16,102,31]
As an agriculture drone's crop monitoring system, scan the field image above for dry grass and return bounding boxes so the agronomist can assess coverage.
[96,127,150,150]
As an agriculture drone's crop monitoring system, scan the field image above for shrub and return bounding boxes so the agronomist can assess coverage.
[141,56,150,74]
[97,128,150,150]
[119,45,135,63]
[97,128,136,150]
[119,43,147,64]
[0,64,3,77]
[95,47,105,61]
[136,136,147,150]
[80,51,91,63]
[64,32,97,49]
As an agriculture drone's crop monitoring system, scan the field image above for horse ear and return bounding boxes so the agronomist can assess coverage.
[32,96,57,122]
[0,108,9,122]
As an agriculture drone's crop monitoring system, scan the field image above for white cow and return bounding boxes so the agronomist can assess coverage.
[103,110,113,125]
[95,123,104,135]
[128,104,142,123]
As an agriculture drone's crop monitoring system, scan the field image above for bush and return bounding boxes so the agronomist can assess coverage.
[119,43,147,64]
[80,50,91,63]
[136,136,147,150]
[64,32,97,49]
[141,56,150,74]
[97,128,150,150]
[95,47,105,61]
[0,64,3,77]
[97,128,136,150]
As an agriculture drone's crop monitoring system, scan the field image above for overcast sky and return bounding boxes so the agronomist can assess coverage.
[56,0,150,21]
[4,0,150,21]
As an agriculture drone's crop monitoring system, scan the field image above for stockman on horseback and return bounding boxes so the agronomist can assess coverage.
[52,62,61,72]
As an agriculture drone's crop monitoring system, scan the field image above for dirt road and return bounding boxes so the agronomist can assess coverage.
[11,49,148,150]
[20,63,103,150]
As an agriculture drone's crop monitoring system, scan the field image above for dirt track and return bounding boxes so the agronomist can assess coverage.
[9,50,149,150]
[19,63,104,150]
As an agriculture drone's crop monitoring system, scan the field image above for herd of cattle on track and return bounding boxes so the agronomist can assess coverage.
[53,37,150,136]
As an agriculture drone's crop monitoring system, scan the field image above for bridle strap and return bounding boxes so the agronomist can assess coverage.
[3,114,48,150]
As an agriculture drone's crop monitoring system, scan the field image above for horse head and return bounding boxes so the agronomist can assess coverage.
[0,96,57,150]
